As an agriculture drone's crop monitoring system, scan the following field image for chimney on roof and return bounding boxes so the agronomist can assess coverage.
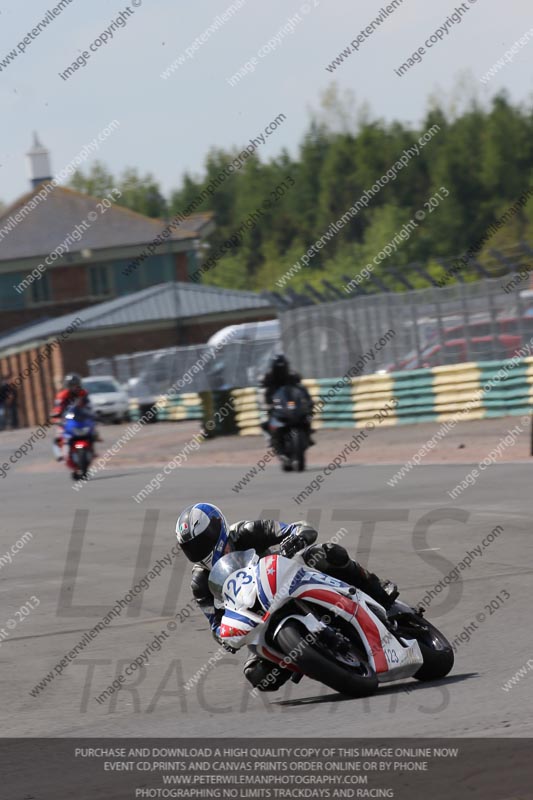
[26,133,52,189]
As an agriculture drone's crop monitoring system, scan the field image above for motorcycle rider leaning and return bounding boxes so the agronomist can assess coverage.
[175,502,398,692]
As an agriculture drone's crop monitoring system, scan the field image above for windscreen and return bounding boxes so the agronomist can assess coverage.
[208,549,256,602]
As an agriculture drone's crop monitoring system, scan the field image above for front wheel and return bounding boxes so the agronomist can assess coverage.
[275,620,378,697]
[74,448,90,478]
[393,612,454,681]
[291,428,306,472]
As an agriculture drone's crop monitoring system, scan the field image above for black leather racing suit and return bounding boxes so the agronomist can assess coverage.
[190,519,396,691]
[262,369,303,407]
[261,370,314,448]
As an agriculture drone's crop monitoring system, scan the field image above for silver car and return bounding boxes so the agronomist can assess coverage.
[82,376,130,424]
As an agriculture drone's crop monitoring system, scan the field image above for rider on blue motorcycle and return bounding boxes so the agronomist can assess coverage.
[51,373,91,462]
[175,502,398,692]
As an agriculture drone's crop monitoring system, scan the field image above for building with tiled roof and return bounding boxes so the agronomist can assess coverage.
[0,136,214,335]
[0,138,278,427]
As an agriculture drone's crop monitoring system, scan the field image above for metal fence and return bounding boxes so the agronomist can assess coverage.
[89,276,533,394]
[280,277,533,378]
[88,338,281,397]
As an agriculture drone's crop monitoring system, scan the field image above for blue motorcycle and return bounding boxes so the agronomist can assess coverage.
[63,404,96,480]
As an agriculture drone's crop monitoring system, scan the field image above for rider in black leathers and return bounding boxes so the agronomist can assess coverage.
[176,503,398,692]
[261,354,314,448]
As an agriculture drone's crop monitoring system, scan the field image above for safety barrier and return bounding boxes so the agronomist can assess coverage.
[231,387,264,436]
[128,392,203,422]
[230,357,533,434]
[128,357,533,434]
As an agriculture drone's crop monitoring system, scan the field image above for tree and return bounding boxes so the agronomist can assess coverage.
[70,161,115,198]
[70,163,166,217]
[117,168,167,217]
[68,88,533,295]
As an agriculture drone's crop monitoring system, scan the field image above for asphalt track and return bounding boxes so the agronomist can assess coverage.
[1,428,533,740]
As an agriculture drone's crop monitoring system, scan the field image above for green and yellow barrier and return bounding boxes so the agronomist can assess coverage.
[131,356,533,435]
[231,357,533,435]
[128,392,203,422]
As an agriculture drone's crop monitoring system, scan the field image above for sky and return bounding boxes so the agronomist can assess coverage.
[1,0,532,205]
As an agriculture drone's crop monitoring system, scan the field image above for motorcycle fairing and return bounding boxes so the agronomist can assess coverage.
[219,608,260,640]
[290,581,422,678]
[217,552,423,680]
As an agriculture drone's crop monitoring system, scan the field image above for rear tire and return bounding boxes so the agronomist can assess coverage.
[275,619,378,698]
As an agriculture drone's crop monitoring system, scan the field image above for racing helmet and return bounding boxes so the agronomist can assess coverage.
[176,503,229,569]
[271,353,288,370]
[64,372,82,389]
[270,353,290,379]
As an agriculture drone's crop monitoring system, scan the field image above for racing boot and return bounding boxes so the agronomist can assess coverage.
[243,653,292,693]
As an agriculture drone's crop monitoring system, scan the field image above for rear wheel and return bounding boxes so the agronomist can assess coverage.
[275,619,378,697]
[393,613,454,681]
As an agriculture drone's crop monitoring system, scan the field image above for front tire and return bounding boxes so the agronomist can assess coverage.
[291,428,306,472]
[275,620,378,698]
[75,449,89,479]
[393,612,454,681]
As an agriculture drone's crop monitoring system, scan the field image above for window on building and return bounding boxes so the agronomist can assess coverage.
[187,248,198,278]
[140,254,174,289]
[30,272,51,304]
[89,265,111,297]
[113,261,140,295]
[0,273,26,309]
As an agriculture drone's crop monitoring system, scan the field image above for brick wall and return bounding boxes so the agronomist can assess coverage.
[175,252,189,281]
[49,263,89,301]
[0,340,63,428]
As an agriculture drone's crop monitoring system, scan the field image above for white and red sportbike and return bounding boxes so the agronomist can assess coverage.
[209,549,454,696]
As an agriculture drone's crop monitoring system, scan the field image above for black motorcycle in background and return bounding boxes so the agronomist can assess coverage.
[268,384,312,472]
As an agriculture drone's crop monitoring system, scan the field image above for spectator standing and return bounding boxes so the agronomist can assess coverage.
[4,375,18,429]
[0,376,8,432]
